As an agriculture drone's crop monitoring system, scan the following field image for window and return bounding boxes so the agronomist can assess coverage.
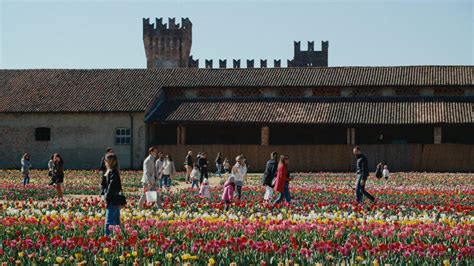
[35,127,51,141]
[115,128,131,145]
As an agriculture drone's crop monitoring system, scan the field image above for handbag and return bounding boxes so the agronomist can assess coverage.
[145,191,158,203]
[106,193,127,206]
[271,177,277,187]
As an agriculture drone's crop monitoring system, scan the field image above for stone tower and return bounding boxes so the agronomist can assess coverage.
[288,41,329,67]
[143,18,196,69]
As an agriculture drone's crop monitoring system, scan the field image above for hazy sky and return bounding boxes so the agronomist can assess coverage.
[0,0,472,69]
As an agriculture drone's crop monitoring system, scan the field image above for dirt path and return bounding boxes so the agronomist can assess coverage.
[59,174,227,200]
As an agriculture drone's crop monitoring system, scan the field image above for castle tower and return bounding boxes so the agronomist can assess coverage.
[288,41,329,67]
[143,17,193,69]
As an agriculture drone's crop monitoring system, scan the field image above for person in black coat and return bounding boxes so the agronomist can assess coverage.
[99,147,113,193]
[353,146,376,206]
[375,162,384,179]
[198,152,209,184]
[263,151,278,201]
[101,153,123,236]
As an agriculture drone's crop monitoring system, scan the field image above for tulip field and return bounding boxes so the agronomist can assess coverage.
[0,170,473,265]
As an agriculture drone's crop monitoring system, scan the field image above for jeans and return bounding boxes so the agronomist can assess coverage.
[161,175,171,188]
[235,181,243,200]
[22,173,30,186]
[104,204,121,236]
[191,179,200,189]
[355,175,375,203]
[215,163,222,176]
[274,182,291,204]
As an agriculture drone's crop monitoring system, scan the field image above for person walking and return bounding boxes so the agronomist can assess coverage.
[20,153,32,186]
[185,151,193,183]
[48,155,55,185]
[222,175,235,211]
[161,155,176,192]
[101,153,124,236]
[215,152,223,177]
[198,152,209,184]
[155,152,165,189]
[262,152,278,202]
[273,155,292,205]
[232,155,247,200]
[52,153,64,200]
[190,164,201,189]
[139,147,161,209]
[353,146,376,207]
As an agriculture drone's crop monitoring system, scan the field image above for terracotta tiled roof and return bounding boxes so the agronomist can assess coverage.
[146,97,474,125]
[0,66,472,112]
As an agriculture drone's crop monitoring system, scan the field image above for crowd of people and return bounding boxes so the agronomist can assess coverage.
[19,145,386,236]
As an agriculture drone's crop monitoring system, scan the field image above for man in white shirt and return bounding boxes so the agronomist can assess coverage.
[139,147,162,209]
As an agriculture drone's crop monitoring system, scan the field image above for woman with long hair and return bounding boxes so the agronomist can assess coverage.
[52,153,64,200]
[101,153,123,236]
[273,155,291,205]
[215,152,223,177]
[21,153,32,186]
[161,154,176,192]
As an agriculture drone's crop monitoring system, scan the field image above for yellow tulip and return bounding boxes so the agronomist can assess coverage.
[132,251,138,257]
[166,253,173,260]
[356,256,365,262]
[56,256,64,264]
[18,252,24,258]
[103,247,109,255]
[208,258,216,265]
[443,260,450,266]
[119,256,125,263]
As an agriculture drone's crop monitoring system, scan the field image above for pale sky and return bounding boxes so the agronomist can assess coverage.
[0,0,472,69]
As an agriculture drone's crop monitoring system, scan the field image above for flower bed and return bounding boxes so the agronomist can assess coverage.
[0,171,472,265]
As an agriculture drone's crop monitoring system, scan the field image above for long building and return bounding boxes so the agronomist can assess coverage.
[1,66,473,171]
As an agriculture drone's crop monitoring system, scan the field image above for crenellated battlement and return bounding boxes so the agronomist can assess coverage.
[189,59,286,68]
[143,17,329,69]
[143,17,193,69]
[143,17,192,35]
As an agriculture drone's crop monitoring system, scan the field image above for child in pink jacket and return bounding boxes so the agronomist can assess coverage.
[222,175,235,211]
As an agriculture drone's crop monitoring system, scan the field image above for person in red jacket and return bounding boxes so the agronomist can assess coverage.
[273,154,291,205]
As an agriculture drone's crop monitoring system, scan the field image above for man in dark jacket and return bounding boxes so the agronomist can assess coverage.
[353,146,376,205]
[263,151,278,201]
[198,152,208,184]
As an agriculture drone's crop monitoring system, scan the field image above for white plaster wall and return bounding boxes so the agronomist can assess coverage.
[0,112,146,169]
